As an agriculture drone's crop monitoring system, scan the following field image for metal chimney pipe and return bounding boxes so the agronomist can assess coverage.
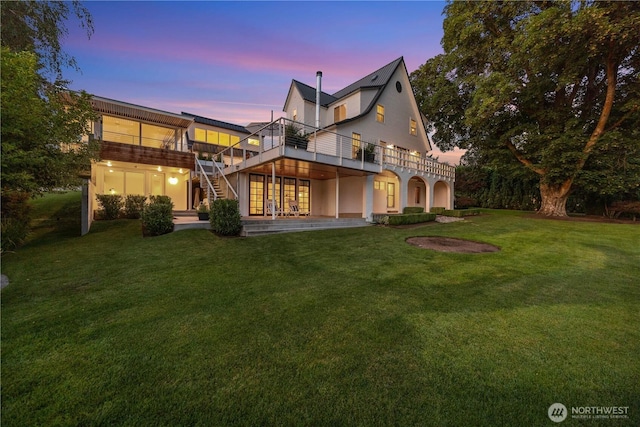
[316,71,322,129]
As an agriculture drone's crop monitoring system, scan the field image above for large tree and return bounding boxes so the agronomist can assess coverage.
[1,0,97,194]
[1,1,96,250]
[412,1,640,216]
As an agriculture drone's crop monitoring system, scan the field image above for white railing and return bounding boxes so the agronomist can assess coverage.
[212,117,455,180]
[194,156,238,204]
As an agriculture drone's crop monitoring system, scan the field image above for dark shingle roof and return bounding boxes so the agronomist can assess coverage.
[181,112,250,134]
[292,80,337,107]
[332,57,403,100]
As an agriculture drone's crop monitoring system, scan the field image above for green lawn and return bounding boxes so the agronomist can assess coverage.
[2,192,639,426]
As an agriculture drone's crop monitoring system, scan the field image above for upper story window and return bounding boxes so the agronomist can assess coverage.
[102,115,175,149]
[194,127,240,147]
[410,118,417,136]
[352,132,361,159]
[376,105,385,123]
[293,109,298,121]
[334,104,347,123]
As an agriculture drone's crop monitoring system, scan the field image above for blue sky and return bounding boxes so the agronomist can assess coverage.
[64,1,464,162]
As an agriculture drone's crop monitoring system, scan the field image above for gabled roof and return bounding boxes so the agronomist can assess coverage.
[181,112,250,134]
[290,80,337,107]
[332,57,403,100]
[329,57,405,126]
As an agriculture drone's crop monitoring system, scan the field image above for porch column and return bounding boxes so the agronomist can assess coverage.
[188,173,193,210]
[363,175,374,222]
[426,179,434,212]
[399,174,408,213]
[449,180,455,210]
[335,170,339,219]
[272,162,276,220]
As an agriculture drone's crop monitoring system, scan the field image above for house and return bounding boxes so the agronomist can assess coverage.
[82,57,454,234]
[204,57,455,220]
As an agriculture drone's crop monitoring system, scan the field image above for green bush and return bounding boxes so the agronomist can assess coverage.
[388,212,436,225]
[211,199,242,236]
[403,206,424,214]
[442,209,480,217]
[96,194,123,220]
[141,196,174,236]
[124,195,147,219]
[430,207,446,214]
[148,195,172,206]
[1,190,32,252]
[1,218,30,253]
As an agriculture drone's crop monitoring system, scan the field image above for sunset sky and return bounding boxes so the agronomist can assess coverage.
[64,1,465,163]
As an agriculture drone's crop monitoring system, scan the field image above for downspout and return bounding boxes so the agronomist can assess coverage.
[316,71,322,129]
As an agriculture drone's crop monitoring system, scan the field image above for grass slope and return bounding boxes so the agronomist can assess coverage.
[2,192,639,426]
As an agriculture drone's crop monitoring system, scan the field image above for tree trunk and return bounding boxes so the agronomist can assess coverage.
[538,182,572,217]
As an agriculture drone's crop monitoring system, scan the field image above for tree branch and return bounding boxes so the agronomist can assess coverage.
[504,139,546,175]
[577,43,618,171]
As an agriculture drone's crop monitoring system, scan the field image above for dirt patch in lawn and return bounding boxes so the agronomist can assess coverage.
[406,236,500,253]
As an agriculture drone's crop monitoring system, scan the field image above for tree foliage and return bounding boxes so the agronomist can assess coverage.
[1,47,98,194]
[412,1,640,216]
[1,0,93,82]
[1,1,96,251]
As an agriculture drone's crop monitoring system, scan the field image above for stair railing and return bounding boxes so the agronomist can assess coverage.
[212,155,238,199]
[195,156,219,203]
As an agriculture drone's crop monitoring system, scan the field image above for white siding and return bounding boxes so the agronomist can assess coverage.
[335,65,430,154]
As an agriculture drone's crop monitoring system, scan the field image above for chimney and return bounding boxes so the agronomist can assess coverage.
[316,71,322,129]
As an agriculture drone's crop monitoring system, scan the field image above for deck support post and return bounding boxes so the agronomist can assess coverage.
[272,162,276,220]
[335,170,340,219]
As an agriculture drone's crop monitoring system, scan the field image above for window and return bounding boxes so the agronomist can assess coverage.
[293,109,298,121]
[387,182,395,209]
[298,180,310,213]
[415,186,421,204]
[195,127,241,147]
[249,174,265,215]
[376,105,385,123]
[194,128,206,142]
[102,116,140,145]
[352,133,361,159]
[142,123,175,148]
[334,104,346,122]
[410,118,417,136]
[284,178,296,206]
[267,176,281,210]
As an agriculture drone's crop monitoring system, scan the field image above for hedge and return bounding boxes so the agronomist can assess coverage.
[442,209,481,217]
[430,206,446,214]
[403,206,424,214]
[388,212,436,225]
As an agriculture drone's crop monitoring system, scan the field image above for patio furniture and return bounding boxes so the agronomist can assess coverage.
[267,199,285,216]
[288,199,310,217]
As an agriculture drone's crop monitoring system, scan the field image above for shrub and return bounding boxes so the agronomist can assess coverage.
[442,209,481,217]
[1,190,31,224]
[430,207,446,214]
[141,196,174,236]
[211,199,242,236]
[124,195,147,219]
[96,194,123,220]
[149,195,172,206]
[0,190,32,252]
[388,213,436,225]
[1,218,30,253]
[403,206,424,214]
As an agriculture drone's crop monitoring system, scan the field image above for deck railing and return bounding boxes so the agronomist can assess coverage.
[210,117,455,179]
